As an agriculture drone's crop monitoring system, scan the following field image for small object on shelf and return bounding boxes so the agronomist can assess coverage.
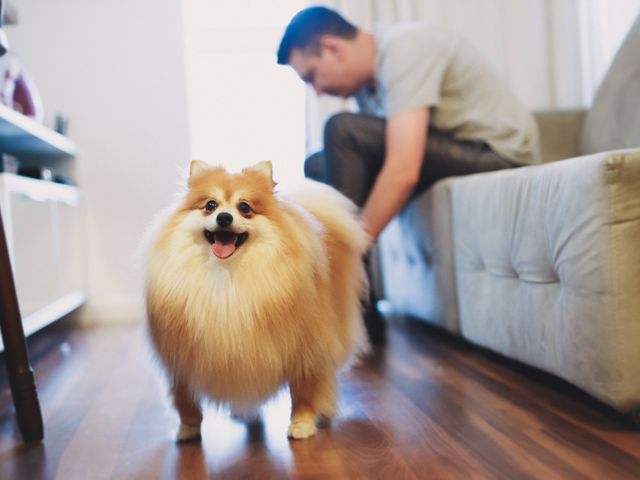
[0,152,17,173]
[54,113,68,135]
[53,174,74,185]
[18,165,53,181]
[17,165,75,185]
[0,57,44,123]
[4,1,18,26]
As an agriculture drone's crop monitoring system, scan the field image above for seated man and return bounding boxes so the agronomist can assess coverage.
[277,7,540,344]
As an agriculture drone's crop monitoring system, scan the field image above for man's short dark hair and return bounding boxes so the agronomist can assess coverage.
[277,6,358,65]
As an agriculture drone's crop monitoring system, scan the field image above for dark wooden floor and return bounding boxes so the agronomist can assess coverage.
[0,316,639,479]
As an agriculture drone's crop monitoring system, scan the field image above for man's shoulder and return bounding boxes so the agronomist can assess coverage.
[376,22,457,46]
[375,22,458,63]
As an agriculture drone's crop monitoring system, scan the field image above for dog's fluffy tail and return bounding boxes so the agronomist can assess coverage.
[281,179,371,361]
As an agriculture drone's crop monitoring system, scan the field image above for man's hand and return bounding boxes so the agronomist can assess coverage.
[360,107,429,249]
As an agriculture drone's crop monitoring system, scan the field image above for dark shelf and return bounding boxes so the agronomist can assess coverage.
[0,104,77,159]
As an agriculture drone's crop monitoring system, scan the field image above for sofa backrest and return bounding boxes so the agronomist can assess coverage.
[579,14,640,155]
[535,109,585,163]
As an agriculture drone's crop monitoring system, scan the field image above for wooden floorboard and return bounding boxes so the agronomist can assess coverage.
[0,317,638,479]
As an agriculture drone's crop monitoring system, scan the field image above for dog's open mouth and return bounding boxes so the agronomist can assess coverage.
[204,229,248,259]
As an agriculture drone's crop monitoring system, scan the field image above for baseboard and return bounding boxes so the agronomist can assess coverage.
[76,299,144,326]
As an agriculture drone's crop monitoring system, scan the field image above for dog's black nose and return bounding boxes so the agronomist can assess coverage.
[216,212,233,227]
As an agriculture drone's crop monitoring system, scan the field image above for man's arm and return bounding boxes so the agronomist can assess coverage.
[360,107,429,246]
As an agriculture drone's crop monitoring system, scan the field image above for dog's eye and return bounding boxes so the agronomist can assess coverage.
[205,200,217,212]
[238,202,252,215]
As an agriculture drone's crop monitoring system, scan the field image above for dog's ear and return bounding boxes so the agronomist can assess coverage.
[244,161,277,189]
[189,160,209,178]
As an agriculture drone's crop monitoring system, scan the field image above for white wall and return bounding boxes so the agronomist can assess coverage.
[182,0,306,187]
[6,0,191,323]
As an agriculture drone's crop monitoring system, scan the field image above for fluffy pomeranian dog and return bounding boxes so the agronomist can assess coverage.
[144,160,369,441]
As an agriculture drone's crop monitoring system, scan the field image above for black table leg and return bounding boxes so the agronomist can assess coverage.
[0,209,43,443]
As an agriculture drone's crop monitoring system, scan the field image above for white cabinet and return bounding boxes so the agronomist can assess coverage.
[0,174,85,347]
[9,183,58,318]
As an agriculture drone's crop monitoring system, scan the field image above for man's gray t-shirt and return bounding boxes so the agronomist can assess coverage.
[355,23,541,165]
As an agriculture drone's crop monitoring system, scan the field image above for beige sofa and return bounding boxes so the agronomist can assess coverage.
[378,16,640,420]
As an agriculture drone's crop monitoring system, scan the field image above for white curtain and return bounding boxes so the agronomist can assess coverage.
[305,0,640,154]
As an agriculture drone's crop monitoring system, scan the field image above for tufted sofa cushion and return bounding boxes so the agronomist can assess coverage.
[450,150,640,411]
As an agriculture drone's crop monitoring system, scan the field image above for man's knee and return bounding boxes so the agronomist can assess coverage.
[323,112,359,147]
[304,151,325,182]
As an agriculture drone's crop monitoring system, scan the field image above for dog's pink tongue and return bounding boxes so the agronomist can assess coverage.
[212,241,236,259]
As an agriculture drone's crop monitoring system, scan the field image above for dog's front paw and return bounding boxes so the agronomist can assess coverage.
[176,423,202,443]
[288,419,317,440]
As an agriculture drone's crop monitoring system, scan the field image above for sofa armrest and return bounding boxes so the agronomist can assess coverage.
[534,109,587,163]
[378,178,460,333]
[450,149,640,412]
